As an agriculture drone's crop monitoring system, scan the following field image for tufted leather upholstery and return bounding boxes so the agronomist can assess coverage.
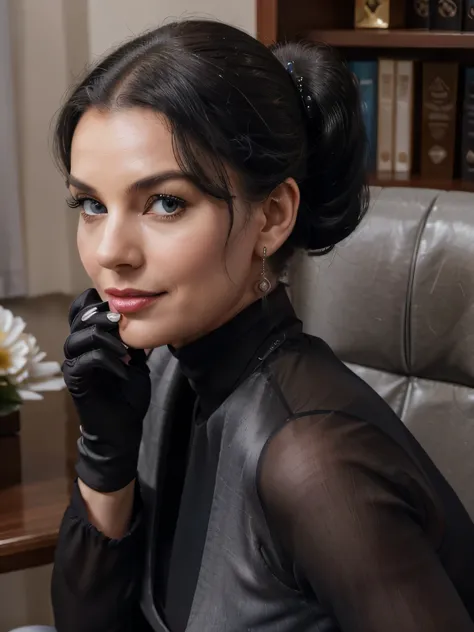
[290,186,474,519]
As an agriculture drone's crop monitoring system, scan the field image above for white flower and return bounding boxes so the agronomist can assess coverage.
[0,306,28,378]
[0,306,65,404]
[15,334,65,401]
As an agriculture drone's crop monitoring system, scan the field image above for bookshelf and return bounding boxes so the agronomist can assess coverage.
[307,29,474,49]
[257,0,474,192]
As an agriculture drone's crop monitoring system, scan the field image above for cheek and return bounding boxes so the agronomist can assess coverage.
[147,209,231,282]
[77,226,99,280]
[169,230,224,278]
[162,217,254,288]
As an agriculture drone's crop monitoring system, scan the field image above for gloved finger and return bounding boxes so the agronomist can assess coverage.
[70,306,122,335]
[64,326,128,360]
[68,288,102,326]
[63,348,128,383]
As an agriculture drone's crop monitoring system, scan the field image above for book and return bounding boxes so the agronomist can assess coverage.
[349,61,378,172]
[377,59,396,173]
[394,61,415,174]
[407,0,430,27]
[430,0,464,30]
[464,0,474,29]
[461,67,474,181]
[421,63,459,180]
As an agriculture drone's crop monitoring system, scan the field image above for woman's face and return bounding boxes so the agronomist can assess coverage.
[70,107,266,349]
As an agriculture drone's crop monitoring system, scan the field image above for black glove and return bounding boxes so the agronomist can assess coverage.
[62,288,151,493]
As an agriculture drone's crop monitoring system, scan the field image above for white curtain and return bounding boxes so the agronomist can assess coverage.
[0,0,26,298]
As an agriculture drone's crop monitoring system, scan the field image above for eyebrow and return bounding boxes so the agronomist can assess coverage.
[66,170,193,195]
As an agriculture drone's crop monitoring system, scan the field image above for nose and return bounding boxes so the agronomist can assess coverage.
[95,212,144,271]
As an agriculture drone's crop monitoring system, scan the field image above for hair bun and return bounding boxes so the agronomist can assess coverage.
[272,41,369,253]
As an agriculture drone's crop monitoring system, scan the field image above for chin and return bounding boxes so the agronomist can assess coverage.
[119,320,171,351]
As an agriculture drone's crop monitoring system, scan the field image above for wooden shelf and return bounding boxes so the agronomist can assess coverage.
[368,173,474,192]
[257,2,474,194]
[307,29,474,49]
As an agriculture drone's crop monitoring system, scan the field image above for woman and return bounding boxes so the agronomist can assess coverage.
[48,18,474,632]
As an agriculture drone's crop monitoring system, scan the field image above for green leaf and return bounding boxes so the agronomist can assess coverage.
[0,402,21,416]
[0,381,23,406]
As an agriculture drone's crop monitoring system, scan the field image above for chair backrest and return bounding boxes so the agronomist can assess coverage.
[290,186,474,518]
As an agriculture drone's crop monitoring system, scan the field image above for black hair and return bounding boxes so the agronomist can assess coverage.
[54,19,369,268]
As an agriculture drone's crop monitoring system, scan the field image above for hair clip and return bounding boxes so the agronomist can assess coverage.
[286,61,313,118]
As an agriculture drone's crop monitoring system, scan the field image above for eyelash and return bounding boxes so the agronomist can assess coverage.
[66,194,187,223]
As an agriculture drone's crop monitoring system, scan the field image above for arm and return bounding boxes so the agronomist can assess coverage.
[52,289,152,632]
[78,478,135,539]
[52,480,144,632]
[258,412,474,632]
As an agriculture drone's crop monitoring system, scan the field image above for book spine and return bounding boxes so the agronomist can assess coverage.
[430,0,463,30]
[407,0,430,27]
[349,61,378,172]
[421,62,459,180]
[461,67,474,181]
[464,0,474,29]
[377,59,395,173]
[394,61,415,174]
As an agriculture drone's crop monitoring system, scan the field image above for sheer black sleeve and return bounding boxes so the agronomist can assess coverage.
[51,480,145,632]
[258,412,474,632]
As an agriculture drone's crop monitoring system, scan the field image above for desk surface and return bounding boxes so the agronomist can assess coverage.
[0,294,78,573]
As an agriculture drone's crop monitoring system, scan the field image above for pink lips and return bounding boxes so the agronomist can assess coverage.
[105,288,164,314]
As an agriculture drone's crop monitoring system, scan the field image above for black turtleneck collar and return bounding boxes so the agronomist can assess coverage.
[169,284,300,419]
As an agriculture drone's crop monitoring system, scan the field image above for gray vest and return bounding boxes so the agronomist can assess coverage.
[137,346,330,632]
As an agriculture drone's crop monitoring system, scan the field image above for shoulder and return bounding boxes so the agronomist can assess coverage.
[266,333,386,418]
[262,335,444,514]
[257,411,442,546]
[258,411,400,497]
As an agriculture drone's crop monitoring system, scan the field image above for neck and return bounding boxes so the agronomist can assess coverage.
[169,283,299,419]
[169,286,263,350]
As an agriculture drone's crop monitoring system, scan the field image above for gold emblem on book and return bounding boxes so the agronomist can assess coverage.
[429,76,450,98]
[428,145,447,164]
[414,0,429,17]
[466,150,474,165]
[438,0,457,17]
[355,0,390,28]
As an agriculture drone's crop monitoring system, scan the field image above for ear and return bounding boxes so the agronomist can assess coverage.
[256,178,300,257]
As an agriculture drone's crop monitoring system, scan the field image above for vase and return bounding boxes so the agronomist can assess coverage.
[0,420,21,489]
[0,409,21,436]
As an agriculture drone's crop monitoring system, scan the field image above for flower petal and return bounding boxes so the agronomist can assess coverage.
[17,388,44,401]
[0,307,13,338]
[25,376,66,391]
[28,360,61,379]
[2,357,28,377]
[3,316,27,348]
[9,368,29,384]
[10,338,29,357]
[4,339,29,375]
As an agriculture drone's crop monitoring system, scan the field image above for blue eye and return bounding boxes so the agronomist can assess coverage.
[148,194,185,217]
[82,199,106,216]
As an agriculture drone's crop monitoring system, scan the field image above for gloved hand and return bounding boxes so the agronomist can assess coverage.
[62,288,151,493]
